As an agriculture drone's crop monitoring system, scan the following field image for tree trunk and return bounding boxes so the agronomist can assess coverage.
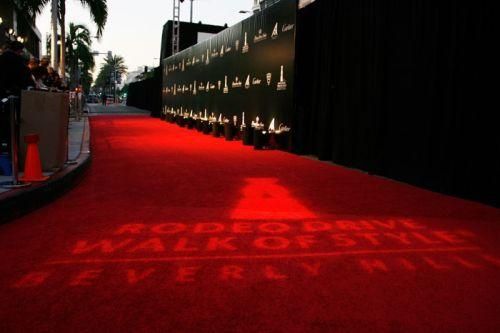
[50,0,58,72]
[59,2,66,85]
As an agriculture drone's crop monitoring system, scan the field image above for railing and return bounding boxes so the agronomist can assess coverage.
[0,96,30,189]
[69,91,83,121]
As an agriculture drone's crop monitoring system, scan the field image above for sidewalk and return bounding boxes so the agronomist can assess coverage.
[87,103,151,115]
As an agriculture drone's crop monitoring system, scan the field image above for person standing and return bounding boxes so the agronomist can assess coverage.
[0,41,36,160]
[0,41,35,98]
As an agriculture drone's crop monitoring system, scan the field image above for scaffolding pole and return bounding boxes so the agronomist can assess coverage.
[172,0,180,55]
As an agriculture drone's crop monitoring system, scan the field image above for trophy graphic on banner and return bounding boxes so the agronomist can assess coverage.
[272,22,279,39]
[206,80,210,92]
[232,77,242,88]
[182,58,185,71]
[242,32,249,53]
[266,73,272,86]
[235,39,240,51]
[223,76,229,94]
[218,80,222,91]
[220,44,225,57]
[173,84,177,95]
[254,28,267,43]
[193,80,197,95]
[206,49,210,65]
[268,118,275,132]
[245,75,250,89]
[277,65,287,91]
[241,112,246,129]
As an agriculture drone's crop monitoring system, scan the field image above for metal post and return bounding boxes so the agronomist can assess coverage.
[65,94,78,165]
[1,96,30,189]
[172,0,180,55]
[190,0,193,23]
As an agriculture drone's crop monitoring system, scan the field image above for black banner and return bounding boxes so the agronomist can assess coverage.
[162,0,296,128]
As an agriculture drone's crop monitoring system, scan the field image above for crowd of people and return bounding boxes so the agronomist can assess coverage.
[0,40,68,174]
[0,40,66,100]
[28,56,64,90]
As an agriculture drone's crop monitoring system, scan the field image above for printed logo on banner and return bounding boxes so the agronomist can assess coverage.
[245,75,251,89]
[206,81,210,92]
[252,77,262,86]
[223,76,229,94]
[277,66,287,91]
[254,28,268,43]
[206,49,210,65]
[220,45,225,57]
[266,73,272,86]
[173,84,177,96]
[218,80,222,91]
[272,23,279,39]
[198,82,205,92]
[235,40,240,51]
[282,23,295,32]
[232,77,242,88]
[242,32,249,53]
[193,81,197,95]
[212,49,219,58]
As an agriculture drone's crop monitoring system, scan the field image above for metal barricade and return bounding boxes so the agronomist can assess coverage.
[69,91,83,122]
[1,96,31,189]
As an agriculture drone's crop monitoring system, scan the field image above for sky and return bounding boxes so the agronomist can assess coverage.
[36,0,253,77]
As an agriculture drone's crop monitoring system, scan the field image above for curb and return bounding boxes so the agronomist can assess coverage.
[0,118,91,224]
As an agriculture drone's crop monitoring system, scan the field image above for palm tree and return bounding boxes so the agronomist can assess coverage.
[48,0,107,79]
[66,23,95,90]
[95,54,127,101]
[103,54,127,79]
[9,0,107,81]
[62,0,108,82]
[15,0,48,17]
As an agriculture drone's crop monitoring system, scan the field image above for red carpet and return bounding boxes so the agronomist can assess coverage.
[1,115,499,332]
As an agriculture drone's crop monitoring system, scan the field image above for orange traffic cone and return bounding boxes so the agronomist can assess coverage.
[20,134,49,182]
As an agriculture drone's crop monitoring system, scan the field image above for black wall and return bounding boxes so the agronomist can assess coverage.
[160,21,227,61]
[162,0,297,126]
[294,0,498,206]
[127,67,161,117]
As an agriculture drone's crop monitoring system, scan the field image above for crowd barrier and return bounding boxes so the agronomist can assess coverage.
[1,90,72,189]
